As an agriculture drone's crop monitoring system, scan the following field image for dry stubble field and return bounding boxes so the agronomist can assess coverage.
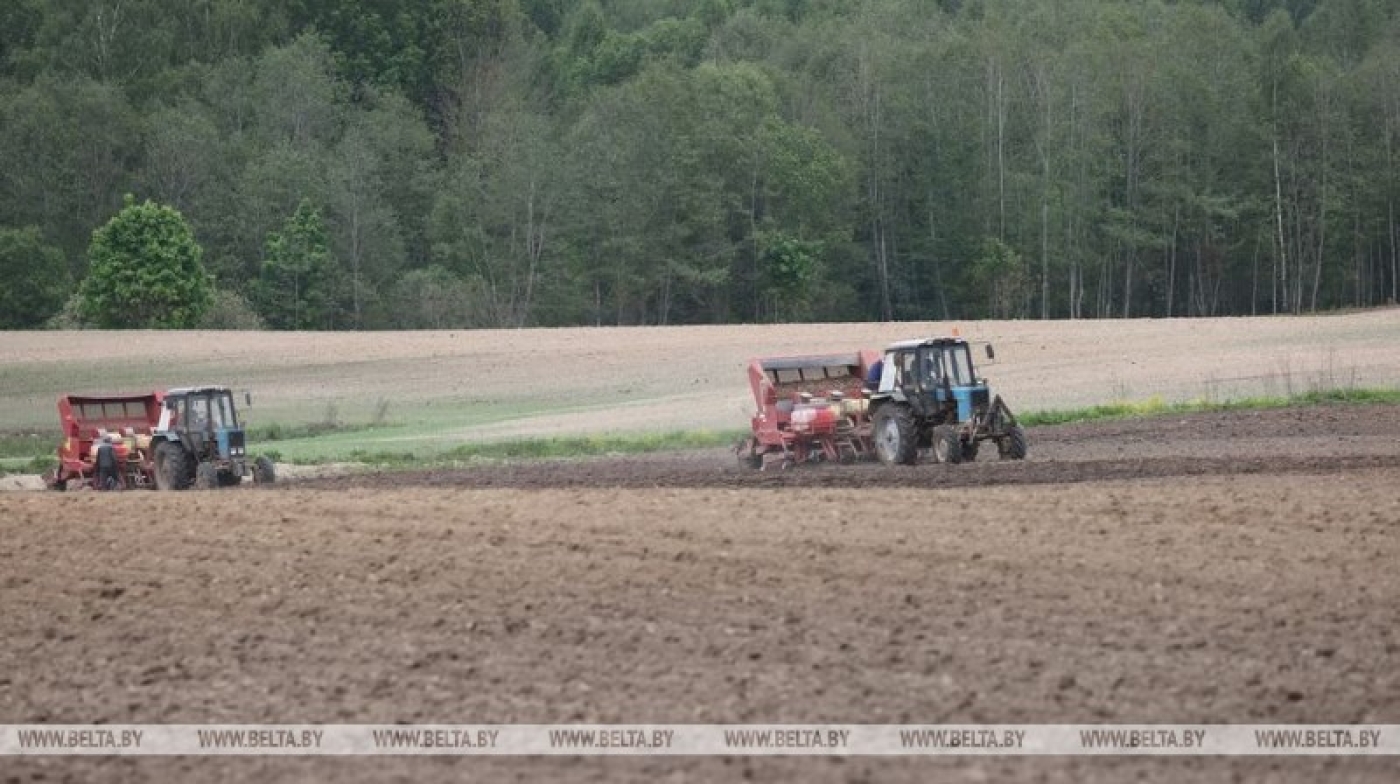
[3,313,1400,783]
[1,309,1398,436]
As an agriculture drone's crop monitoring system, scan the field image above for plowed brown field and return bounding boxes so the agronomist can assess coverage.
[3,403,1400,782]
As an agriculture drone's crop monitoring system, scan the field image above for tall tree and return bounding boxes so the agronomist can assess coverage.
[326,124,406,327]
[255,198,342,329]
[79,196,213,328]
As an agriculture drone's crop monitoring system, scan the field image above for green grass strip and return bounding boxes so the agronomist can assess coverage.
[272,429,751,466]
[5,388,1398,472]
[1019,387,1400,427]
[444,429,747,460]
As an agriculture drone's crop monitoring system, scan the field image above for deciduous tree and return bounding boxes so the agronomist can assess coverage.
[255,198,342,329]
[78,196,212,328]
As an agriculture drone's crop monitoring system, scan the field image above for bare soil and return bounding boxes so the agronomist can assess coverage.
[301,402,1400,490]
[3,404,1400,783]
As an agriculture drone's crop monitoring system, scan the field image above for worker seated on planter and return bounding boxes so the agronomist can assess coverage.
[864,359,884,392]
[766,383,796,416]
[94,433,121,491]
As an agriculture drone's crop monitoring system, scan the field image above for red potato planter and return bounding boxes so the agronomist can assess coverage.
[734,350,882,470]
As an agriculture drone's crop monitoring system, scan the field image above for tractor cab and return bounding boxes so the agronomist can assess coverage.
[158,386,246,461]
[874,338,989,424]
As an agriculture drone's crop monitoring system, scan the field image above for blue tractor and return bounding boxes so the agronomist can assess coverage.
[151,386,275,490]
[867,338,1027,465]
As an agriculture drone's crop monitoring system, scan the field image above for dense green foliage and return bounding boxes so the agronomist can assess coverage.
[0,226,68,328]
[2,0,1399,329]
[256,199,341,329]
[78,197,212,328]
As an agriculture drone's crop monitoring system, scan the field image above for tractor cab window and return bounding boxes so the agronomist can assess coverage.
[188,396,211,430]
[211,394,234,429]
[919,349,942,387]
[943,345,975,386]
[897,351,917,387]
[164,397,181,428]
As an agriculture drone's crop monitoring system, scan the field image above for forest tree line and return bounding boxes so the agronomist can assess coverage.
[1,0,1398,329]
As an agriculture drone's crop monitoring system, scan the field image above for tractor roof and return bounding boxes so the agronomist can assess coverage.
[164,386,233,397]
[884,337,968,351]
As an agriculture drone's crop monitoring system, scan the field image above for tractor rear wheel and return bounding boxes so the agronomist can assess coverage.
[931,425,963,465]
[999,424,1029,460]
[873,405,918,465]
[252,455,277,484]
[154,442,192,491]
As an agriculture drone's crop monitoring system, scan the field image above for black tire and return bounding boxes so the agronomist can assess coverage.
[153,442,192,491]
[217,470,242,487]
[252,455,276,485]
[873,405,918,465]
[999,424,1029,461]
[931,425,963,465]
[194,462,218,490]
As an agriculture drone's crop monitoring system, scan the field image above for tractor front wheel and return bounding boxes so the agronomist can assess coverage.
[999,424,1029,460]
[154,442,192,491]
[873,405,918,465]
[252,455,277,485]
[931,425,964,465]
